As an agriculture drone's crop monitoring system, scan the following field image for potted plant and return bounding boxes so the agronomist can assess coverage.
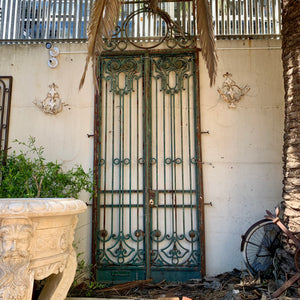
[0,137,92,300]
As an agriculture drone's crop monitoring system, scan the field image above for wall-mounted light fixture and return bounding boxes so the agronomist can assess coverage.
[33,83,67,114]
[217,73,250,108]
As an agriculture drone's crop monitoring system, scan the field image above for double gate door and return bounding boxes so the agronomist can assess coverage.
[94,50,204,283]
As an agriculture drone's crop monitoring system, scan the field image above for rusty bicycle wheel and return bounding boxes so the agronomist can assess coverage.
[241,219,281,276]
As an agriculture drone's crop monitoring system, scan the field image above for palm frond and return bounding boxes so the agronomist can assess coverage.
[79,0,121,90]
[149,0,159,12]
[195,0,217,86]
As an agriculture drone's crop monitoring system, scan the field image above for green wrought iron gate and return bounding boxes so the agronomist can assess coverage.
[94,50,204,283]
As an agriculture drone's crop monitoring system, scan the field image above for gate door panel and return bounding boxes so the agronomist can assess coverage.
[150,54,202,281]
[95,51,203,283]
[96,55,146,282]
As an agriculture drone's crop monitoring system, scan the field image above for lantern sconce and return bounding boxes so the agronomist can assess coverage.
[46,42,59,68]
[33,83,67,114]
[217,72,250,108]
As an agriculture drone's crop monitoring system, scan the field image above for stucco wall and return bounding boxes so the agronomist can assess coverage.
[0,38,284,276]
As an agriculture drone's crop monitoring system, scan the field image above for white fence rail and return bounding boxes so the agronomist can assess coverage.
[0,0,281,43]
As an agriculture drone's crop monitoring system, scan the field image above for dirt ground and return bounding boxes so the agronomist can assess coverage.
[68,269,300,299]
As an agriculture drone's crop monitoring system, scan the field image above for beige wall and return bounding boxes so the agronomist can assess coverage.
[0,38,284,276]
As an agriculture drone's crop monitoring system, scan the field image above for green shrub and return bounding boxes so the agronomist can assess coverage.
[0,136,93,198]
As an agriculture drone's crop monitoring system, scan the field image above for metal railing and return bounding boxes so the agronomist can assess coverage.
[0,0,281,43]
[210,0,281,38]
[0,0,94,41]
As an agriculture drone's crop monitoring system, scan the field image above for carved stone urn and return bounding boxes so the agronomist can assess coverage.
[0,198,87,300]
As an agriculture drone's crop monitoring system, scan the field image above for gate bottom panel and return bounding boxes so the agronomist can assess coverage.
[150,267,201,282]
[96,266,146,284]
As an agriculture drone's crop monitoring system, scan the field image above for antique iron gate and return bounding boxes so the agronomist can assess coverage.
[94,50,204,283]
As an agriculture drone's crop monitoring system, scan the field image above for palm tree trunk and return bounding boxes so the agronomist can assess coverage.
[281,0,300,256]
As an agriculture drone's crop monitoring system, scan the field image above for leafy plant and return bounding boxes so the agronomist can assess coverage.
[0,136,93,198]
[68,248,107,297]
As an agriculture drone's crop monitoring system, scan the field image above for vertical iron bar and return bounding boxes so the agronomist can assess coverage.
[154,56,159,259]
[0,79,6,153]
[25,0,32,39]
[215,0,219,36]
[194,51,205,275]
[129,67,133,236]
[31,0,37,38]
[143,54,151,280]
[78,0,83,38]
[111,64,116,237]
[255,0,258,34]
[92,57,102,269]
[5,0,11,39]
[0,0,5,39]
[51,0,57,39]
[221,0,224,35]
[260,0,264,34]
[244,0,247,35]
[238,0,241,35]
[118,82,123,236]
[83,0,88,38]
[226,0,229,35]
[267,0,270,34]
[182,2,186,32]
[41,0,46,38]
[136,59,140,253]
[74,0,78,38]
[271,0,275,34]
[249,0,253,35]
[170,93,175,236]
[4,77,12,160]
[162,58,167,249]
[232,0,236,35]
[103,65,108,245]
[45,0,52,39]
[19,0,26,39]
[56,0,62,39]
[121,91,125,240]
[62,0,67,37]
[179,67,186,235]
[9,0,16,39]
[187,64,194,237]
[67,0,72,38]
[277,0,281,35]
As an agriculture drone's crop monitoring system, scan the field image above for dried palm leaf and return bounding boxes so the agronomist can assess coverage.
[79,0,121,90]
[195,0,217,86]
[149,0,159,12]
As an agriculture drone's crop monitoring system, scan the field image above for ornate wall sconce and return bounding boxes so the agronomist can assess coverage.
[34,83,66,114]
[217,72,250,108]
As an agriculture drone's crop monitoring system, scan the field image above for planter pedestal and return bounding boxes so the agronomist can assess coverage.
[0,198,87,300]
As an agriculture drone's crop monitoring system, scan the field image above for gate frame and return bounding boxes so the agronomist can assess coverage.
[0,76,13,163]
[92,48,206,280]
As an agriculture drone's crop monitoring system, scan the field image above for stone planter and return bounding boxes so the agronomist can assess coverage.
[0,198,87,300]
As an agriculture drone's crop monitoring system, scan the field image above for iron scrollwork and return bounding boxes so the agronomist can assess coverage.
[102,5,195,52]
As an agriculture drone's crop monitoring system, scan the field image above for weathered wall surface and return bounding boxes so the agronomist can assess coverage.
[0,38,284,276]
[201,39,284,275]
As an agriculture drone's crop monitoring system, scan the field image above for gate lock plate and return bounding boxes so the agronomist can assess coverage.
[149,190,157,207]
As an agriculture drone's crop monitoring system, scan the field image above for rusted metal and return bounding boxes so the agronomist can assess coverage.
[94,49,204,283]
[195,50,206,276]
[272,273,300,298]
[265,208,300,298]
[0,76,13,165]
[91,56,101,273]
